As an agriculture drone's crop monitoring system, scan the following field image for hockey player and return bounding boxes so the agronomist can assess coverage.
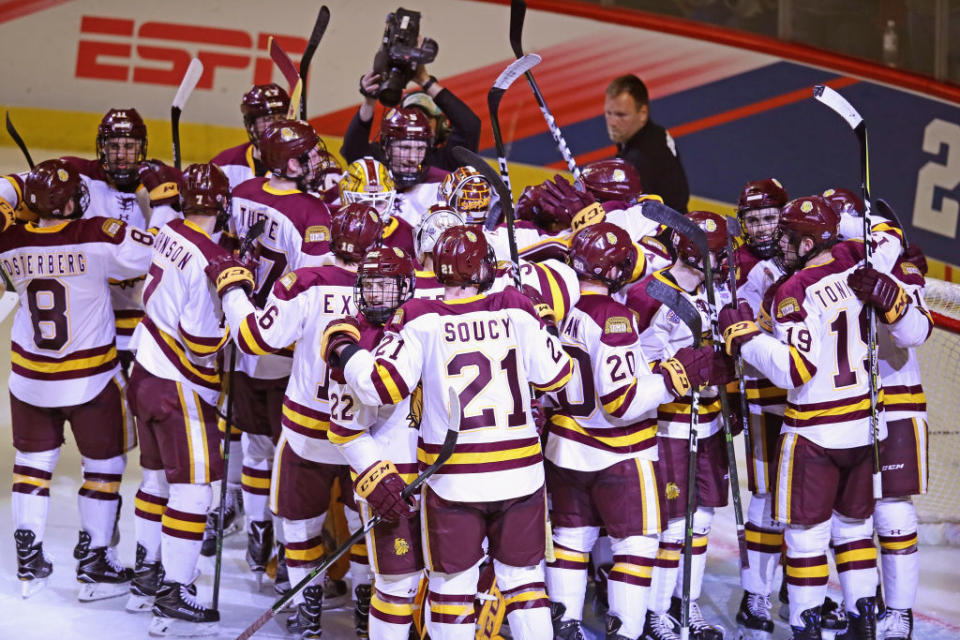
[321,226,575,640]
[327,246,423,640]
[126,162,242,634]
[413,203,463,299]
[210,83,291,189]
[545,223,725,640]
[209,203,384,638]
[719,196,884,640]
[223,118,334,582]
[1,159,151,600]
[848,248,933,640]
[338,156,416,256]
[730,178,790,639]
[625,211,733,640]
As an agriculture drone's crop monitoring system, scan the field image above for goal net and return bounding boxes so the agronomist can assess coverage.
[915,278,960,545]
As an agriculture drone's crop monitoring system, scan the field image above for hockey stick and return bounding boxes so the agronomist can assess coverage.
[509,0,581,180]
[234,387,462,640]
[269,37,301,97]
[875,198,909,249]
[487,53,542,213]
[645,278,701,640]
[298,5,330,119]
[5,112,35,169]
[813,84,882,500]
[639,200,701,242]
[171,58,204,171]
[683,220,749,570]
[725,218,754,477]
[452,146,521,287]
[212,218,266,611]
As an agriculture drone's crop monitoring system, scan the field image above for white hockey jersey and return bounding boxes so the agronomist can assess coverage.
[341,287,574,503]
[547,292,672,472]
[220,264,357,464]
[211,142,263,191]
[0,217,153,407]
[130,219,230,406]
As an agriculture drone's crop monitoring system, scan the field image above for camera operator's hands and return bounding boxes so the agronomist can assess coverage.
[358,69,382,121]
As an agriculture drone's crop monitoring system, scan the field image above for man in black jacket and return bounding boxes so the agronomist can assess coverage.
[604,74,689,213]
[341,61,481,174]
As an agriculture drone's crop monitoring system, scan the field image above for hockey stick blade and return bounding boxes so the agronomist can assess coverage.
[286,79,303,119]
[510,0,528,58]
[172,58,203,111]
[269,36,301,95]
[5,112,34,169]
[298,5,330,119]
[875,198,908,248]
[239,219,267,259]
[645,278,701,339]
[0,290,17,324]
[813,84,863,130]
[493,53,540,93]
[641,201,707,257]
[726,215,742,238]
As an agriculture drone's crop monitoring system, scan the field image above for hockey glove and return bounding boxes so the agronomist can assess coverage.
[204,255,255,299]
[848,267,909,323]
[138,162,180,208]
[569,201,606,233]
[515,184,544,223]
[903,245,928,276]
[320,316,362,366]
[655,345,715,398]
[354,460,416,522]
[540,175,598,229]
[718,301,759,356]
[521,284,556,326]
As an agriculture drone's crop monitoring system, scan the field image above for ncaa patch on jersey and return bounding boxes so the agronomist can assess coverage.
[306,225,329,243]
[604,316,630,335]
[280,272,297,290]
[777,296,799,319]
[102,218,123,237]
[390,308,404,327]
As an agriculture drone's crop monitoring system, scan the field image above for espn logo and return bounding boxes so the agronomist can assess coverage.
[76,16,307,88]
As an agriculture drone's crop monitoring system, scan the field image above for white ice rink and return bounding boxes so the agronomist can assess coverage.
[1,148,958,639]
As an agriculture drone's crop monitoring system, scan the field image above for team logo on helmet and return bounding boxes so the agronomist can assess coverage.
[465,230,477,242]
[822,188,835,197]
[605,232,618,244]
[613,169,626,182]
[57,168,69,182]
[368,211,380,223]
[393,247,404,257]
[800,200,814,213]
[702,218,718,232]
[773,178,783,188]
[280,127,296,141]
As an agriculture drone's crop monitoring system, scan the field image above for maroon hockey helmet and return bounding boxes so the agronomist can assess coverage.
[580,158,643,202]
[259,119,321,182]
[673,211,728,272]
[355,246,417,325]
[736,178,788,259]
[821,187,864,217]
[778,195,839,269]
[96,108,148,187]
[24,159,89,219]
[568,222,636,292]
[433,225,496,291]
[240,83,291,146]
[330,202,385,263]
[379,107,434,188]
[181,162,231,229]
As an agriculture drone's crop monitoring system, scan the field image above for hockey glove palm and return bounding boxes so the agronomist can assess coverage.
[656,345,715,398]
[354,460,415,522]
[204,255,254,299]
[718,301,759,356]
[848,267,909,323]
[320,316,362,366]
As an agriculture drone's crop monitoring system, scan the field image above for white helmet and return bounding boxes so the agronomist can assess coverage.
[414,203,465,264]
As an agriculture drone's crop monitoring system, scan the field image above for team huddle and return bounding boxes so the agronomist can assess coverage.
[0,81,930,640]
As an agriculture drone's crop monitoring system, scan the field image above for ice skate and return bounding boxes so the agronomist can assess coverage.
[878,607,912,640]
[735,591,774,639]
[551,602,586,640]
[149,581,219,637]
[274,544,291,595]
[127,544,165,612]
[643,610,680,640]
[199,487,241,557]
[76,543,133,601]
[669,596,725,640]
[354,583,371,638]
[790,607,822,639]
[15,529,53,599]
[836,597,876,640]
[286,584,323,639]
[245,519,273,587]
[822,596,848,632]
[321,573,350,610]
[606,614,633,640]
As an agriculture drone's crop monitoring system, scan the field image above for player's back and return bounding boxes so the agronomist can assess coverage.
[0,217,152,406]
[210,142,261,191]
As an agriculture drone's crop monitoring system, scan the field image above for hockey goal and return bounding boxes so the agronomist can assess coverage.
[915,277,960,545]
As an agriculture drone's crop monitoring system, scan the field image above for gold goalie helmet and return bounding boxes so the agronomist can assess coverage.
[438,165,493,225]
[338,156,397,220]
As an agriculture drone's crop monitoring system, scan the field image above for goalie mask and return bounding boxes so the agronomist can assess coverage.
[330,202,385,263]
[736,178,787,259]
[240,83,291,148]
[180,162,232,231]
[96,108,147,189]
[778,195,839,271]
[414,203,464,264]
[338,157,396,220]
[433,225,496,292]
[821,187,864,217]
[259,119,322,190]
[438,166,492,225]
[379,107,434,189]
[24,159,89,220]
[673,211,729,276]
[568,222,636,292]
[580,158,643,203]
[355,246,417,325]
